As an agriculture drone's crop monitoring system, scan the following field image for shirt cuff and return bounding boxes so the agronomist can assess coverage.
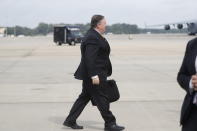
[189,79,194,94]
[91,75,98,79]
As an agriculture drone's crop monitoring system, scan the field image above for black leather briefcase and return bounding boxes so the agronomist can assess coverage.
[104,79,120,103]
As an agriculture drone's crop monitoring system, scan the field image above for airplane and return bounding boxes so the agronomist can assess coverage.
[147,20,197,36]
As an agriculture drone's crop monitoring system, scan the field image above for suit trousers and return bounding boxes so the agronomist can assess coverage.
[65,77,116,126]
[182,105,197,131]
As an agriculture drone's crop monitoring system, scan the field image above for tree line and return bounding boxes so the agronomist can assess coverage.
[6,22,187,36]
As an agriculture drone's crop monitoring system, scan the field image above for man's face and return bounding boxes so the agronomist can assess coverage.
[97,18,106,34]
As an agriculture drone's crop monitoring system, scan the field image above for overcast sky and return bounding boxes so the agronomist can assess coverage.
[0,0,196,28]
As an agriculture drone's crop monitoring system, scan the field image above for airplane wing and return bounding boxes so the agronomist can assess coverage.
[145,19,197,36]
[147,20,197,27]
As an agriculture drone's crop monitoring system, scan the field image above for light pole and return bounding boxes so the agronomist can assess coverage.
[14,26,16,37]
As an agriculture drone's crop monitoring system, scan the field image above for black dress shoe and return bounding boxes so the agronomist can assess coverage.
[104,124,125,131]
[63,121,83,129]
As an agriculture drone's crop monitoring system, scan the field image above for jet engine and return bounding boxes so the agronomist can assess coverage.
[177,24,183,29]
[164,25,170,30]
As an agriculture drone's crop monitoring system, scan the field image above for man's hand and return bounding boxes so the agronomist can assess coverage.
[92,77,100,85]
[191,75,197,91]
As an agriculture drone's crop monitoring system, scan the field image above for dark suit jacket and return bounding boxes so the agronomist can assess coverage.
[74,28,112,81]
[177,37,197,125]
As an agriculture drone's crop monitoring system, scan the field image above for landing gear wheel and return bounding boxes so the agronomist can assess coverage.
[188,32,196,36]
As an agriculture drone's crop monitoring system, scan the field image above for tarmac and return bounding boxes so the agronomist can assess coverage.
[0,34,196,131]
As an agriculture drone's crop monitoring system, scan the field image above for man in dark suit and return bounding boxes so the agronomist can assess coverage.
[63,15,125,131]
[177,37,197,131]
